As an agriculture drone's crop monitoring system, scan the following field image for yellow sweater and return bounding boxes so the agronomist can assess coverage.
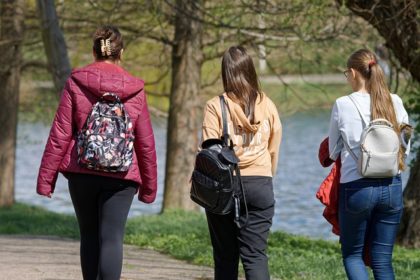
[201,92,282,177]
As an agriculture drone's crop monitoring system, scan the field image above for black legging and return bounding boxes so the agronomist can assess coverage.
[68,173,136,280]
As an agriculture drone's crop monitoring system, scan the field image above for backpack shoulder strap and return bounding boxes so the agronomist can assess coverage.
[341,134,359,162]
[341,95,369,163]
[219,95,247,228]
[348,95,369,127]
[219,95,231,147]
[233,166,248,229]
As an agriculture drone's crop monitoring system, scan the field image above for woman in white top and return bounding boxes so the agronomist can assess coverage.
[328,49,410,280]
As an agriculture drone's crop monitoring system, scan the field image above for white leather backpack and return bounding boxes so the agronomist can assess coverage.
[343,95,400,178]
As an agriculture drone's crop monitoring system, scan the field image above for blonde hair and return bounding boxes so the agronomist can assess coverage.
[347,49,405,170]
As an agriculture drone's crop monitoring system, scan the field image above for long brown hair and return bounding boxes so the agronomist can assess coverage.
[347,49,405,170]
[93,25,124,61]
[221,46,262,123]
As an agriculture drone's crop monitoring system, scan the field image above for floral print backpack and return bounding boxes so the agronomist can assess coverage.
[77,92,134,172]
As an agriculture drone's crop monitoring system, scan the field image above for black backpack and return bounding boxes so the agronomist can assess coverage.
[77,92,134,172]
[190,96,248,228]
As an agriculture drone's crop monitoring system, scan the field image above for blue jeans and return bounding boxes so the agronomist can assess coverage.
[339,176,403,280]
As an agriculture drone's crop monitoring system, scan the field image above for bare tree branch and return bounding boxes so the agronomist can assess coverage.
[21,60,48,71]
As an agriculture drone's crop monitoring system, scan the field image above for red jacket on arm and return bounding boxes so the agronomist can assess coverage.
[316,137,341,235]
[37,79,74,197]
[37,61,158,203]
[133,95,158,203]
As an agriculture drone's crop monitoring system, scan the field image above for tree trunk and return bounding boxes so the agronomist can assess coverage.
[257,2,266,73]
[0,0,25,207]
[162,0,203,211]
[337,0,420,247]
[36,0,71,94]
[337,0,419,82]
[399,152,420,247]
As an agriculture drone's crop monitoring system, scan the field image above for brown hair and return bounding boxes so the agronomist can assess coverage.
[93,25,123,61]
[347,49,405,170]
[222,46,262,124]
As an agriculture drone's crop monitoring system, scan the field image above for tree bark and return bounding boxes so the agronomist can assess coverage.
[162,0,203,211]
[337,0,420,247]
[337,0,419,82]
[36,0,71,94]
[399,152,420,247]
[0,0,25,207]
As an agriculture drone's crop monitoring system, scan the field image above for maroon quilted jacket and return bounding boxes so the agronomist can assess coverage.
[37,61,158,203]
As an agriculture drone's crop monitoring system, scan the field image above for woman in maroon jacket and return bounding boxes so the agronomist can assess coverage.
[37,25,157,280]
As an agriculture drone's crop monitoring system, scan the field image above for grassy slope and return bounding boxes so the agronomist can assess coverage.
[1,203,419,279]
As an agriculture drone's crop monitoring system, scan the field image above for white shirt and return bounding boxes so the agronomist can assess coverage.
[328,91,410,183]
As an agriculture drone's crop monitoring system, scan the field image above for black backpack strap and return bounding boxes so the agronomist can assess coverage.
[219,95,248,228]
[219,95,229,147]
[233,166,249,229]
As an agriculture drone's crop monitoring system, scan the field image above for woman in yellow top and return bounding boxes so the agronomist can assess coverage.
[201,46,282,280]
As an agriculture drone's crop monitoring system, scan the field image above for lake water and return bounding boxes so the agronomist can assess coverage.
[15,110,411,240]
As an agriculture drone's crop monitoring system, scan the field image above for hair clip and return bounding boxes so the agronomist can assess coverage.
[105,38,112,56]
[100,38,112,57]
[100,39,106,56]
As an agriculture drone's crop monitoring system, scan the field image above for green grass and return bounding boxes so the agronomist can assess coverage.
[262,82,349,116]
[0,203,79,238]
[1,203,420,279]
[19,78,60,124]
[125,209,213,266]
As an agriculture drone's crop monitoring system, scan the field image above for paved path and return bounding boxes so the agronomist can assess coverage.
[29,74,346,89]
[260,74,345,85]
[0,235,214,280]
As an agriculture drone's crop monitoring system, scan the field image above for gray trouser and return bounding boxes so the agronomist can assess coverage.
[206,176,275,280]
